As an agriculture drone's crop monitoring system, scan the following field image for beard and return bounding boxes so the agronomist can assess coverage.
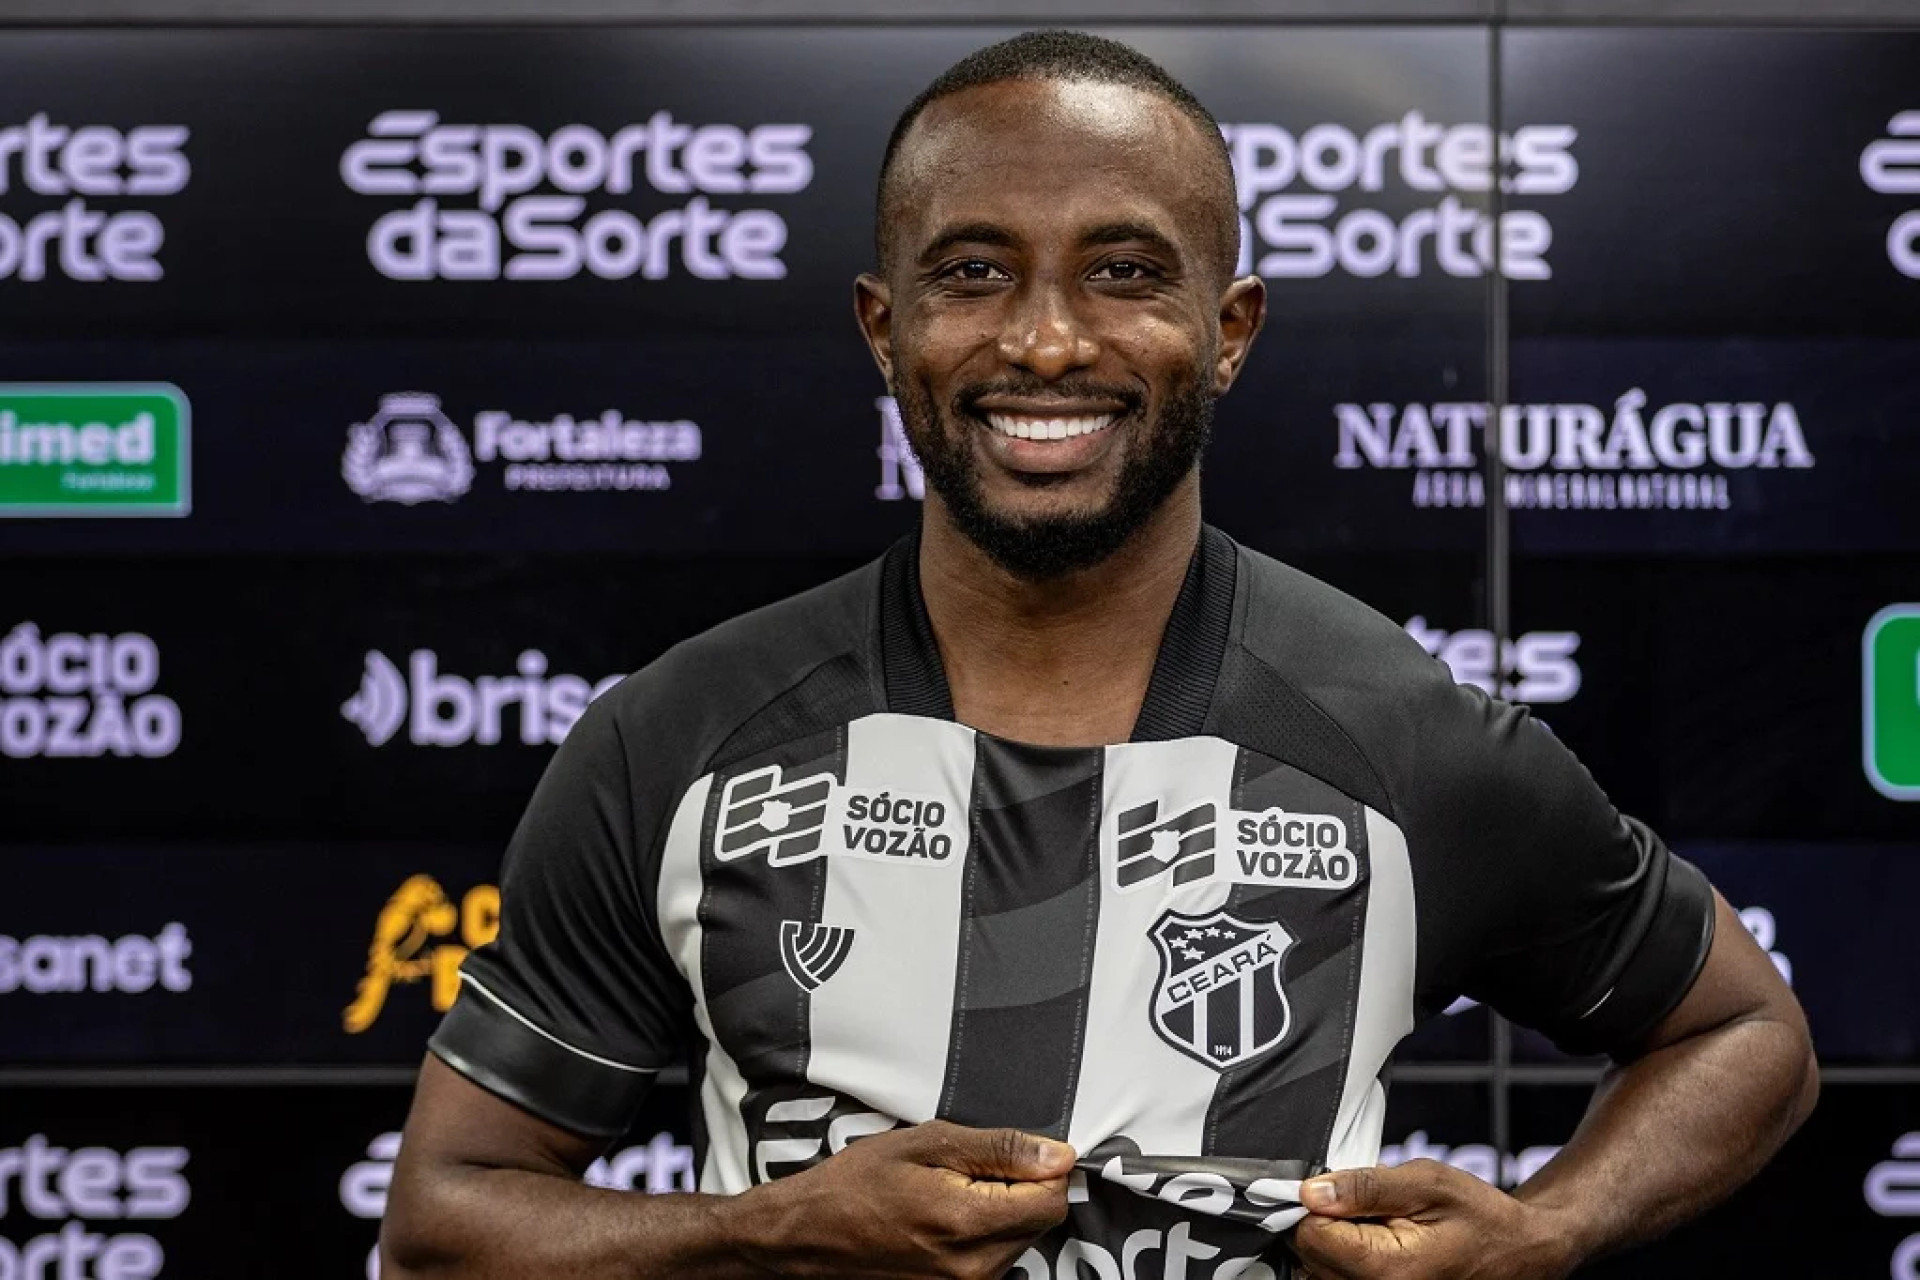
[891,365,1215,581]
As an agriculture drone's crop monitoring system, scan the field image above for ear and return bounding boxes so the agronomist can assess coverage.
[1212,274,1267,396]
[854,272,896,386]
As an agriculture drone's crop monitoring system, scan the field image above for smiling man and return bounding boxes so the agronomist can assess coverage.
[380,31,1817,1280]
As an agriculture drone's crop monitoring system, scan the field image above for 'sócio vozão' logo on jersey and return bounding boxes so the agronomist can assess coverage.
[778,920,855,992]
[1113,799,1357,895]
[1116,799,1217,889]
[715,765,961,868]
[344,391,702,503]
[1149,908,1294,1071]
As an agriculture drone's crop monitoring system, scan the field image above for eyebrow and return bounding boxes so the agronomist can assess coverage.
[914,219,1186,267]
[917,222,1021,264]
[1080,221,1182,263]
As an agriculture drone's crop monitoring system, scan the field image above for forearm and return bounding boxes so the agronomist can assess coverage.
[381,1164,770,1280]
[1513,1012,1819,1267]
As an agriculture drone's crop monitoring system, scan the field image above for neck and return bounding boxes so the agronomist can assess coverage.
[918,477,1201,746]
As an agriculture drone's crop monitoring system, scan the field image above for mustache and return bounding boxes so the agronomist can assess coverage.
[952,377,1145,419]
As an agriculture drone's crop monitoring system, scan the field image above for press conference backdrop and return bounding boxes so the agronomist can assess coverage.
[0,18,1916,1279]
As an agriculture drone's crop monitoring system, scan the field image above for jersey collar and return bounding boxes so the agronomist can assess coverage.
[877,525,1238,743]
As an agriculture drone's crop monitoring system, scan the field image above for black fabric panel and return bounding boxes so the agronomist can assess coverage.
[1209,654,1394,822]
[1204,746,1372,1164]
[938,737,1101,1140]
[697,724,846,1115]
[1132,525,1238,743]
[877,533,955,720]
[1552,854,1718,1058]
[429,989,652,1140]
[705,652,874,777]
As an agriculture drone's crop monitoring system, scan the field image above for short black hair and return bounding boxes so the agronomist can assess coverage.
[874,30,1239,276]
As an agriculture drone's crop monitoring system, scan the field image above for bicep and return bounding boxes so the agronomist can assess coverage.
[395,1054,606,1184]
[1626,890,1807,1060]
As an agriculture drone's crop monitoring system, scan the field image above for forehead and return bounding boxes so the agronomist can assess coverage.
[890,78,1219,254]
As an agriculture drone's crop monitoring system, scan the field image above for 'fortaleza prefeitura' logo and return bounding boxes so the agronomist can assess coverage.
[342,649,623,749]
[1333,389,1814,512]
[342,391,701,503]
[340,110,812,282]
[0,623,180,759]
[0,114,190,283]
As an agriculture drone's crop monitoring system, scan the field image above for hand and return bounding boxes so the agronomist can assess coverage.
[1291,1161,1578,1280]
[731,1119,1075,1278]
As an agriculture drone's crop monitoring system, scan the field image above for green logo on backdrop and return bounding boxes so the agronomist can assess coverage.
[0,384,190,516]
[1864,605,1920,801]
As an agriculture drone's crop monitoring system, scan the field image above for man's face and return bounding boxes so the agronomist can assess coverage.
[858,78,1264,579]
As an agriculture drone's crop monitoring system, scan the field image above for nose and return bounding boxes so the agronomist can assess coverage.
[995,279,1100,381]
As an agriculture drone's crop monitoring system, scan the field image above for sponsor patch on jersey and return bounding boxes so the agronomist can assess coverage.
[715,765,962,868]
[778,920,854,991]
[1149,909,1294,1071]
[1113,800,1359,895]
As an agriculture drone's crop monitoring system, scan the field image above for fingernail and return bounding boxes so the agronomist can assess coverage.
[1041,1139,1077,1164]
[1303,1177,1337,1209]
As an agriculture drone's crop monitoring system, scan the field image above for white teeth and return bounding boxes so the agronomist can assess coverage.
[986,413,1115,441]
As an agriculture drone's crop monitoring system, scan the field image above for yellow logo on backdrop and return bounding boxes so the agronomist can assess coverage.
[343,874,499,1033]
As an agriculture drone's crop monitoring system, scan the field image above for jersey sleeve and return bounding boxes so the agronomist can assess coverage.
[1398,676,1716,1058]
[428,688,691,1139]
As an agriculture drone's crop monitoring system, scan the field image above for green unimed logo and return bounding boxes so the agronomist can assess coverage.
[0,384,190,516]
[1864,605,1920,801]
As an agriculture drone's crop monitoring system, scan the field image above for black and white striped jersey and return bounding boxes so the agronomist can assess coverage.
[430,527,1715,1280]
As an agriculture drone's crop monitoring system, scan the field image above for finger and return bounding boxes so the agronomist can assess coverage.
[906,1121,1077,1182]
[1293,1214,1404,1276]
[1301,1160,1450,1220]
[941,1169,1072,1238]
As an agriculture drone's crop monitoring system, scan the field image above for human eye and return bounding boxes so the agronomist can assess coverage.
[1090,258,1161,283]
[938,258,1010,283]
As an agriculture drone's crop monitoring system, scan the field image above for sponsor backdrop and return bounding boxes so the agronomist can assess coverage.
[1,19,1914,1279]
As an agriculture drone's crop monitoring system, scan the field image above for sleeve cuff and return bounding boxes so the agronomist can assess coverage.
[427,975,658,1139]
[1549,854,1717,1059]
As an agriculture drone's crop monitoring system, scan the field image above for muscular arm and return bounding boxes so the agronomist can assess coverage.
[1513,889,1820,1266]
[381,1055,1075,1280]
[380,1055,752,1279]
[1297,890,1817,1279]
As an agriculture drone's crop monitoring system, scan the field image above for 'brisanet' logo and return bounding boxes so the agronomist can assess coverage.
[1334,390,1814,512]
[0,115,190,282]
[0,384,189,516]
[1221,115,1579,281]
[0,924,191,995]
[343,391,701,502]
[341,649,623,748]
[1861,111,1920,279]
[340,110,812,282]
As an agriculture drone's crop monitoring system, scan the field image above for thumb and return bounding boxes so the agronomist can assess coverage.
[910,1121,1077,1182]
[1301,1162,1443,1219]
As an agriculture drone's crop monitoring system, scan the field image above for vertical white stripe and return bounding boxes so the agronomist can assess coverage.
[806,713,976,1124]
[1066,737,1240,1156]
[1324,808,1416,1171]
[655,772,755,1194]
